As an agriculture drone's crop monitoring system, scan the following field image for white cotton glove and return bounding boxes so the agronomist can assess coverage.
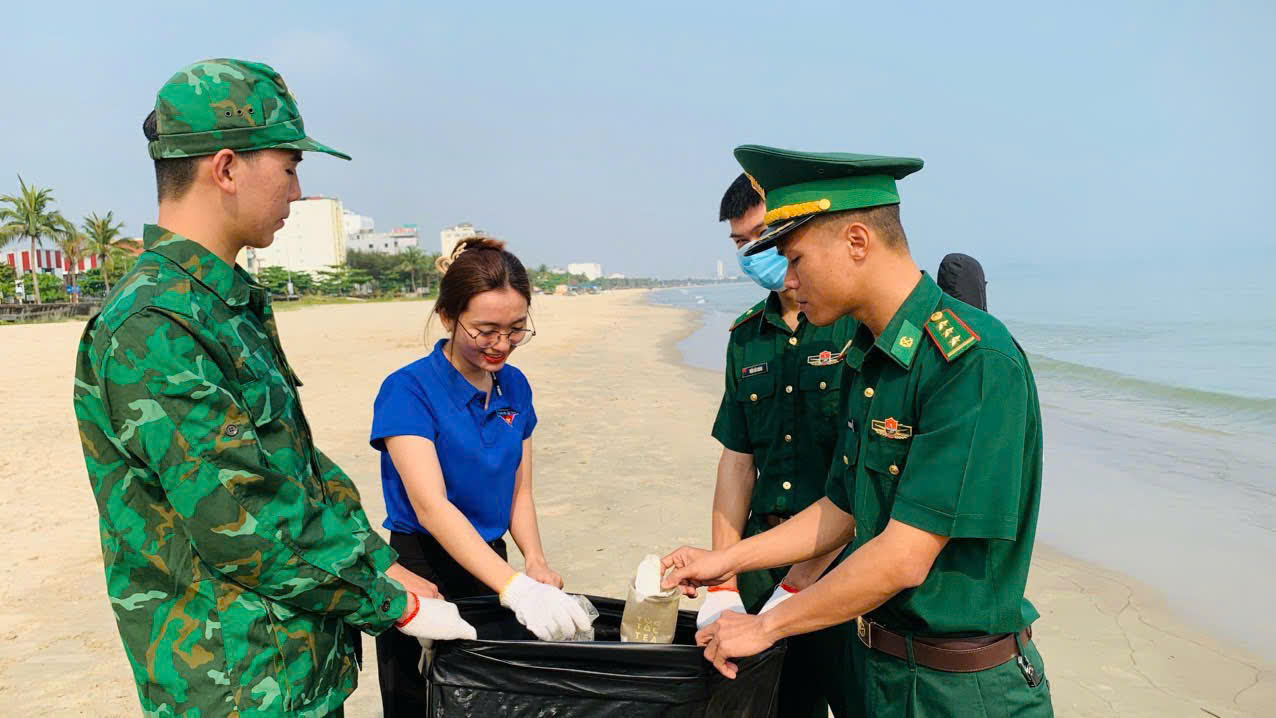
[395,595,478,641]
[759,583,799,614]
[696,587,747,630]
[500,572,593,641]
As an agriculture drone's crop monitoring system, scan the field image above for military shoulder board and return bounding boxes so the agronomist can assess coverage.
[924,308,980,362]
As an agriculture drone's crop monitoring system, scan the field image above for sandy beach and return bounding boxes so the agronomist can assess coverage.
[0,290,1271,716]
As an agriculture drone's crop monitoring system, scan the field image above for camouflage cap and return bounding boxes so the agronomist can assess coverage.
[147,58,350,161]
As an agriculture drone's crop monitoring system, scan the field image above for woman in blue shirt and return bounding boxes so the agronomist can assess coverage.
[371,237,590,717]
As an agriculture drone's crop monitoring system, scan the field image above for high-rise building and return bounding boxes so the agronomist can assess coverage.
[716,260,725,280]
[568,263,603,281]
[440,223,478,258]
[348,226,421,255]
[242,196,347,275]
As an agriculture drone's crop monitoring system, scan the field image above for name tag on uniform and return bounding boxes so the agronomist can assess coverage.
[741,362,769,378]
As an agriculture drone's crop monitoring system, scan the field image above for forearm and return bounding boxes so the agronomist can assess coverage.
[508,486,547,567]
[779,543,846,590]
[415,499,516,592]
[711,450,755,587]
[725,497,855,576]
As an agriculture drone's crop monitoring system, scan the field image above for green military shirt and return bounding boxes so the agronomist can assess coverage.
[826,273,1043,636]
[73,226,406,717]
[713,292,858,515]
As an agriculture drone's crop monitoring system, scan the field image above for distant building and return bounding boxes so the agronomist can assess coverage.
[606,272,626,279]
[343,210,374,243]
[2,237,102,278]
[243,196,347,275]
[348,225,420,255]
[568,262,603,281]
[440,222,479,258]
[716,260,725,280]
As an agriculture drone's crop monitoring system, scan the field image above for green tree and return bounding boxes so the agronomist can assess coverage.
[0,175,75,304]
[257,266,292,295]
[82,211,127,293]
[396,247,431,293]
[0,261,15,301]
[57,229,88,301]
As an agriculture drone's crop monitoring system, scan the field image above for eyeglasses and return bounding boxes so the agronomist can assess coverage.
[456,317,536,348]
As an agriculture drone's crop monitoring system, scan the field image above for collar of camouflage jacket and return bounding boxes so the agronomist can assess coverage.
[142,224,264,308]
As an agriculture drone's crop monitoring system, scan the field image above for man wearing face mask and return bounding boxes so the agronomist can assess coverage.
[698,174,860,717]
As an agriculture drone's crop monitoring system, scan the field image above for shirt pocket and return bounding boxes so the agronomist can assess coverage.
[734,372,777,446]
[860,435,910,535]
[799,363,844,447]
[237,356,322,502]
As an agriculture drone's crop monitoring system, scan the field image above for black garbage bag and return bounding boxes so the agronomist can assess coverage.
[425,594,787,717]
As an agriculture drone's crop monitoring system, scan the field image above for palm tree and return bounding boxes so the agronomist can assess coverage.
[396,247,431,294]
[0,175,73,304]
[82,211,126,294]
[57,226,87,303]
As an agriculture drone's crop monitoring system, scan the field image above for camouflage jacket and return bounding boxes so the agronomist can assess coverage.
[73,225,406,717]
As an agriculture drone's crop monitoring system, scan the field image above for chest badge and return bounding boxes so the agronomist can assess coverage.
[871,417,913,440]
[497,408,518,427]
[807,350,841,367]
[742,362,769,378]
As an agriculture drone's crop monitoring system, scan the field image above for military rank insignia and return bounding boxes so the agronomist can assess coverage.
[871,417,913,440]
[497,408,518,426]
[924,308,980,361]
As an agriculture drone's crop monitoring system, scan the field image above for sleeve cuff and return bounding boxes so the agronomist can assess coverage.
[890,497,1018,540]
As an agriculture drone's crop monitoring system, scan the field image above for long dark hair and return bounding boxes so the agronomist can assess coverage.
[430,237,532,341]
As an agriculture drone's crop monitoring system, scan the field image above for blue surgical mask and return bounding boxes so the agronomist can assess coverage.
[737,245,788,290]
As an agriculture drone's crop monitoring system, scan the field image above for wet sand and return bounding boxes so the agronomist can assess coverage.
[0,291,1271,716]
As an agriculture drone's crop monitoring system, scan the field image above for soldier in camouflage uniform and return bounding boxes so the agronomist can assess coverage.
[73,59,474,717]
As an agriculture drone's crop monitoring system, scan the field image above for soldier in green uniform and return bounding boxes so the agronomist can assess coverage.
[664,146,1053,717]
[696,174,859,717]
[72,59,476,717]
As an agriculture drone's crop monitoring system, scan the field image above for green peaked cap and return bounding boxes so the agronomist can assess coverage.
[148,58,350,161]
[734,145,923,254]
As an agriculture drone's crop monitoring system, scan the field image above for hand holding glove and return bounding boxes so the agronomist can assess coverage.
[758,583,799,614]
[395,593,477,641]
[500,572,593,641]
[696,586,747,630]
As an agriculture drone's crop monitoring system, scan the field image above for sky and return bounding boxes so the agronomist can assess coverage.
[2,1,1273,279]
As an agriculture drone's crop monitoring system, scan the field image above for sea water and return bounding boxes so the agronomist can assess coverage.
[649,257,1276,658]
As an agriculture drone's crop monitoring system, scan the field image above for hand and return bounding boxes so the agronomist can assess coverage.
[500,573,592,641]
[395,593,477,641]
[387,563,442,599]
[660,546,736,598]
[525,561,564,589]
[758,583,798,614]
[695,611,777,679]
[696,587,747,630]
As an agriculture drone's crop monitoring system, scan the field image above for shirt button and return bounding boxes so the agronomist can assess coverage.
[785,385,793,394]
[864,387,875,398]
[750,393,759,402]
[819,381,827,390]
[843,455,849,465]
[782,481,793,490]
[784,434,792,442]
[788,337,798,346]
[224,424,239,437]
[889,465,900,476]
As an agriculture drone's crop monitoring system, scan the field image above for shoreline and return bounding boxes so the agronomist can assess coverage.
[640,290,1276,717]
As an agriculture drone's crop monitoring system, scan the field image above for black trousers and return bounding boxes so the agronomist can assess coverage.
[376,531,507,718]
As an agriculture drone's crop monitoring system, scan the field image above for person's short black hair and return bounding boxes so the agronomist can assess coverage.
[718,173,763,222]
[143,111,200,203]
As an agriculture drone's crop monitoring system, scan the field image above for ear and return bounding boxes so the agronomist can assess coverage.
[208,149,239,195]
[438,313,454,333]
[843,221,871,261]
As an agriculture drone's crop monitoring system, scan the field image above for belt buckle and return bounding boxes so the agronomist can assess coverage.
[856,616,871,648]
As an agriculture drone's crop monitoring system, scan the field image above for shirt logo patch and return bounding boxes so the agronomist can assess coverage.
[871,417,913,440]
[742,362,769,378]
[497,409,517,427]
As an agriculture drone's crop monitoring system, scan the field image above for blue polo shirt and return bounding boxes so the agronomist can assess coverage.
[370,339,538,541]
